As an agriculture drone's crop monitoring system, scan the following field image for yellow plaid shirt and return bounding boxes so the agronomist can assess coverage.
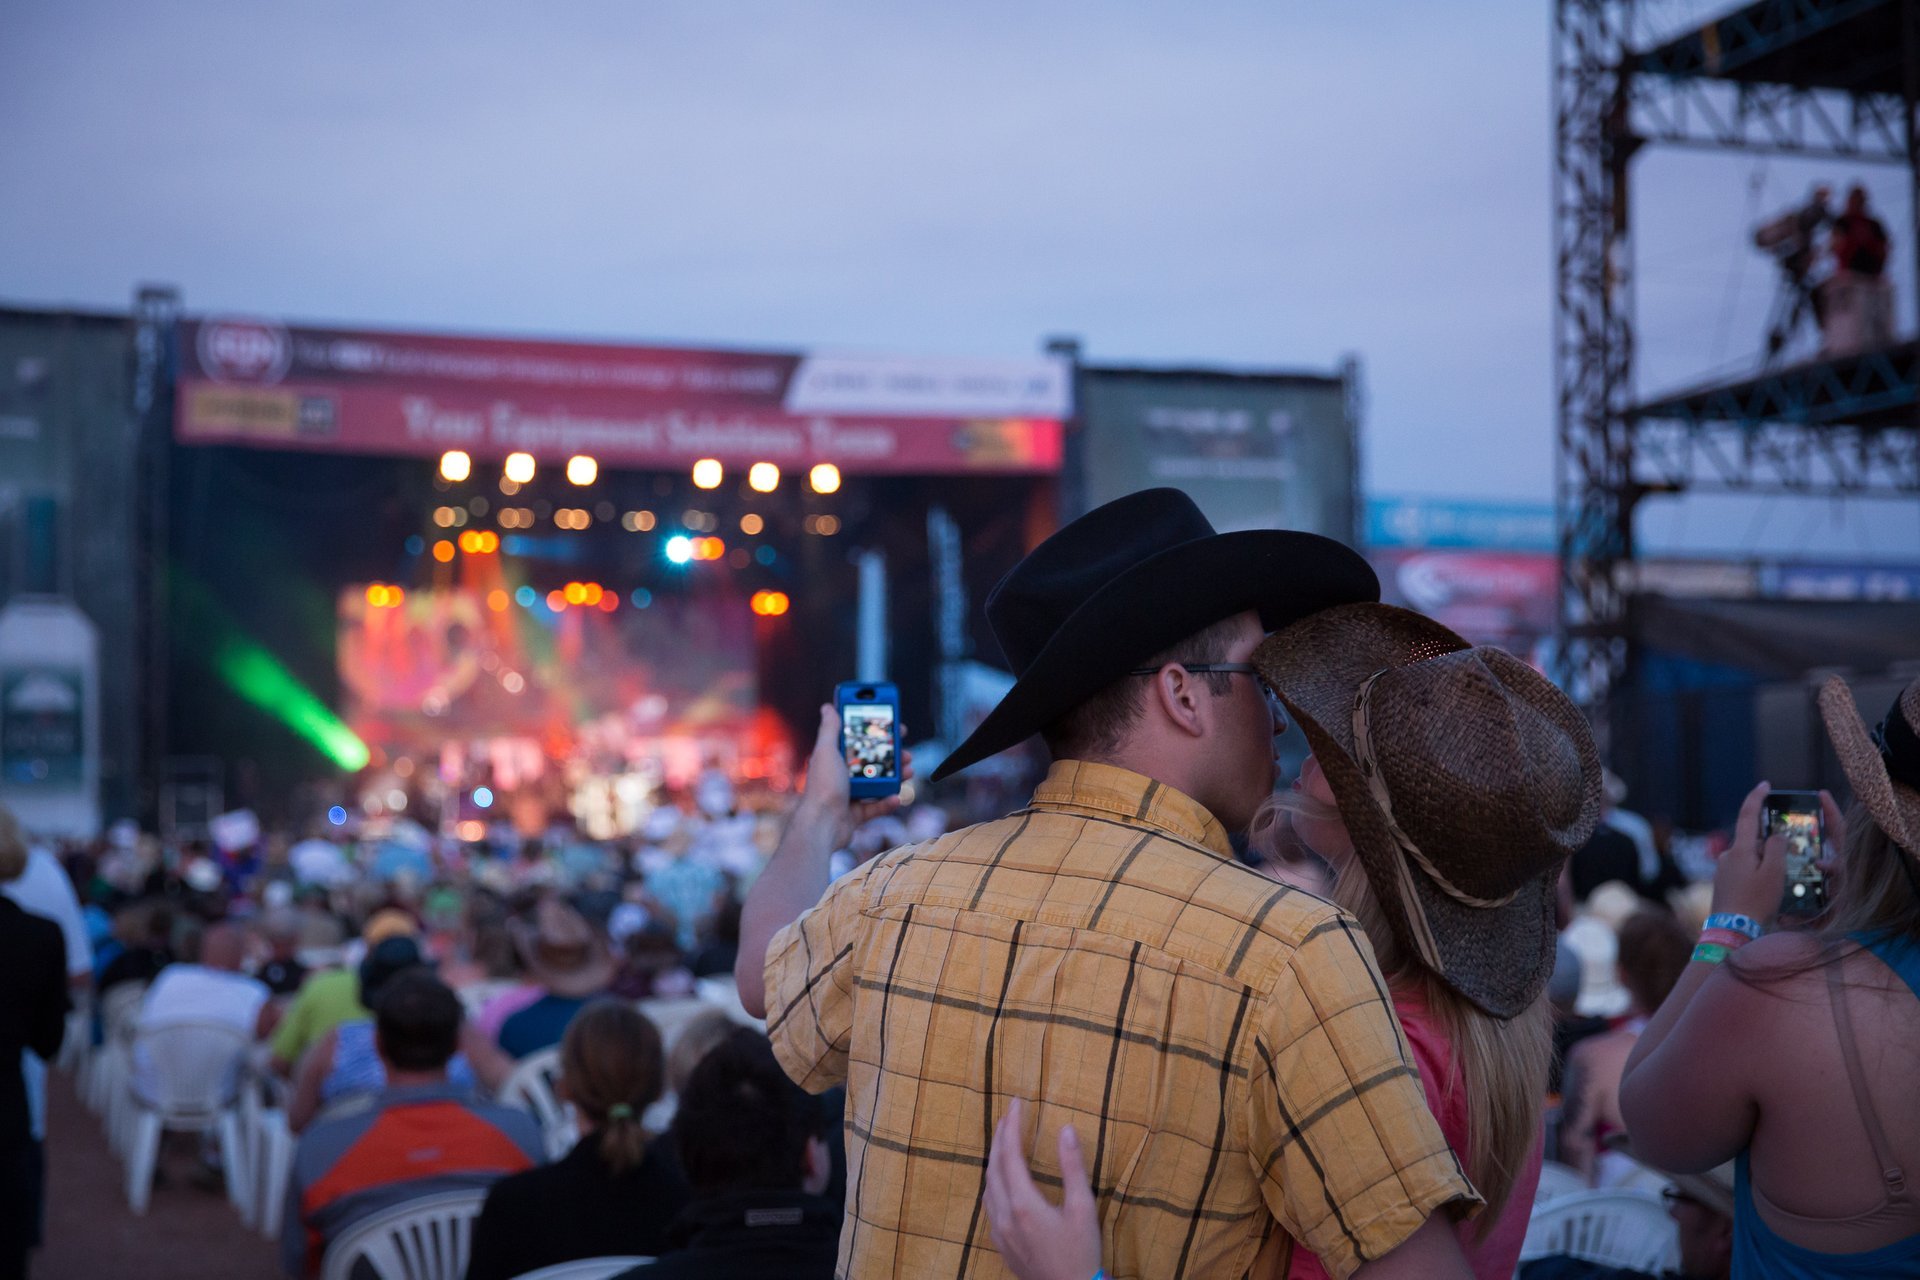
[766,760,1475,1280]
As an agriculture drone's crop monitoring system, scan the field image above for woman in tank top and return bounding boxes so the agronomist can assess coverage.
[1621,675,1920,1278]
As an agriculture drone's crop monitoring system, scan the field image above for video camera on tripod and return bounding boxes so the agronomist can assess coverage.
[1752,185,1831,363]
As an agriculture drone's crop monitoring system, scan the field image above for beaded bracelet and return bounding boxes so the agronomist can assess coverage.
[1704,912,1764,941]
[1692,942,1730,965]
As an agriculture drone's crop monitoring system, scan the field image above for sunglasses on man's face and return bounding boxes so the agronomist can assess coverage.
[1129,663,1288,731]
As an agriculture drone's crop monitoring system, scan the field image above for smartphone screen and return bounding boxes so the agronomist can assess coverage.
[1767,792,1826,915]
[843,703,898,781]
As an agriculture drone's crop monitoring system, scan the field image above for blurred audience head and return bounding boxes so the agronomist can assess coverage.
[373,969,463,1075]
[0,805,25,883]
[671,1026,827,1199]
[667,1008,739,1099]
[1617,909,1693,1017]
[199,922,247,972]
[559,1000,665,1173]
[358,935,430,1007]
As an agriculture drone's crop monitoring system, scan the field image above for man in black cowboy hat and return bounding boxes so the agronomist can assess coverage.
[738,489,1479,1279]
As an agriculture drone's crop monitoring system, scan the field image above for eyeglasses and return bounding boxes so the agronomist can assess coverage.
[1129,662,1288,729]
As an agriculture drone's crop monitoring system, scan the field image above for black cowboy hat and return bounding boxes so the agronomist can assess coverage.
[930,488,1378,782]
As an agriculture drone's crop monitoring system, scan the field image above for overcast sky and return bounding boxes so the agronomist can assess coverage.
[3,0,1914,557]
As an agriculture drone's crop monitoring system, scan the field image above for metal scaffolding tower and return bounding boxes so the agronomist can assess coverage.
[1553,0,1920,720]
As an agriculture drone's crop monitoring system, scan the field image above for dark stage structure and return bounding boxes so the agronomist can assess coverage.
[1554,0,1920,737]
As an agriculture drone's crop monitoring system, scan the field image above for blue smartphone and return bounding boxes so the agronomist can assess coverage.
[835,681,901,800]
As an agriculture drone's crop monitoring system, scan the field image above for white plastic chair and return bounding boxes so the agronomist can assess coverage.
[498,1047,578,1161]
[255,1100,296,1241]
[512,1257,653,1280]
[121,1020,252,1216]
[1534,1159,1587,1205]
[1520,1189,1679,1271]
[318,1188,488,1280]
[87,982,147,1117]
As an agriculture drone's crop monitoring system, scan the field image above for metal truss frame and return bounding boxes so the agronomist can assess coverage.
[1554,0,1920,721]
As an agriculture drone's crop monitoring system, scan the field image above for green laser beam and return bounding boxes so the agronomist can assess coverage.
[213,639,371,772]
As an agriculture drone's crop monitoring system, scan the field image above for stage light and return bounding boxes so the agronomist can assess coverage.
[487,589,509,612]
[566,455,598,486]
[584,583,604,605]
[564,582,588,605]
[547,589,567,611]
[665,535,694,565]
[740,513,764,535]
[364,584,405,608]
[481,531,499,553]
[502,671,526,693]
[433,506,456,528]
[215,640,371,772]
[433,539,455,562]
[809,462,841,494]
[630,588,653,608]
[597,592,618,612]
[755,546,777,565]
[748,462,780,493]
[622,510,656,532]
[459,531,480,554]
[691,458,723,489]
[468,496,489,516]
[473,786,494,809]
[499,478,521,496]
[328,806,348,826]
[751,590,791,617]
[504,452,537,484]
[690,536,725,561]
[405,535,424,556]
[457,820,486,841]
[439,450,472,483]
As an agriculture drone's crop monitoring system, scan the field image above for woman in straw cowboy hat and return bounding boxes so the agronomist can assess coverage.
[1620,676,1920,1277]
[982,604,1603,1280]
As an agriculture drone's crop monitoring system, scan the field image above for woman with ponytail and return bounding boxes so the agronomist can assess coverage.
[468,1000,690,1280]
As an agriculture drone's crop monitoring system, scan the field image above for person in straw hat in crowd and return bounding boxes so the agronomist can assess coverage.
[1621,676,1920,1276]
[738,489,1485,1279]
[496,893,616,1059]
[982,603,1605,1280]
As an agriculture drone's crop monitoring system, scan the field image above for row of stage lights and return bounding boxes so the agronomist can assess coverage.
[430,504,839,539]
[368,575,791,619]
[439,451,843,496]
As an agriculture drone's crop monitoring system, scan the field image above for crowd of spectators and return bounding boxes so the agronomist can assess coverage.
[3,650,1917,1280]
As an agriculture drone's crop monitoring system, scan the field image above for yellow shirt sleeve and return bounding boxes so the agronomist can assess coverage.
[1244,912,1478,1278]
[762,859,878,1093]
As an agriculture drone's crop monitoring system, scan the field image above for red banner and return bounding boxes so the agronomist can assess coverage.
[175,316,1067,475]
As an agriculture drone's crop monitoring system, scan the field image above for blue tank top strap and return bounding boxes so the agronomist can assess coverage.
[1848,930,1920,1002]
[1735,1151,1920,1277]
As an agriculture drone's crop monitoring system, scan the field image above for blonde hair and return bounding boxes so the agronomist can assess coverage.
[1256,792,1553,1232]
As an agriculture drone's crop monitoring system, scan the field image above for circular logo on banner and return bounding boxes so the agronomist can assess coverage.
[197,316,292,385]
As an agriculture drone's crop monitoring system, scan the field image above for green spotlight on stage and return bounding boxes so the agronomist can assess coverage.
[213,640,371,772]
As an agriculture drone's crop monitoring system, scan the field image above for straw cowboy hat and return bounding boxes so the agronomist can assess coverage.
[513,896,615,999]
[930,488,1378,782]
[1819,675,1920,857]
[1255,604,1603,1019]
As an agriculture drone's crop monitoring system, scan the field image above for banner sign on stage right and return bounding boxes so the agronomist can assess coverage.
[174,316,1070,476]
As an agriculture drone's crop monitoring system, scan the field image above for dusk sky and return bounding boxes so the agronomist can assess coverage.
[3,0,1914,557]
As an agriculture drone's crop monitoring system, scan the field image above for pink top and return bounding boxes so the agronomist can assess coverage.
[1285,988,1541,1280]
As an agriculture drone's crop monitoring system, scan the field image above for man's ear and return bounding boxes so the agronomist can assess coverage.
[1146,667,1208,740]
[801,1134,831,1196]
